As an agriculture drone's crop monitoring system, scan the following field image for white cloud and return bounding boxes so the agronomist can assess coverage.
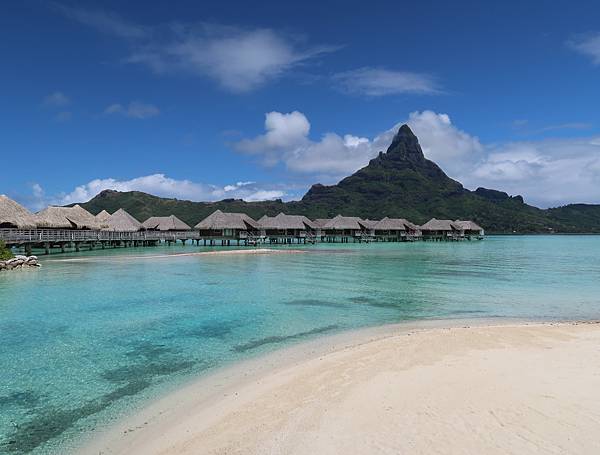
[104,101,160,119]
[235,110,600,207]
[235,110,474,179]
[568,32,600,64]
[236,111,388,177]
[469,138,600,207]
[53,3,148,39]
[406,111,484,176]
[332,67,440,96]
[43,91,70,107]
[37,174,286,208]
[129,25,337,92]
[54,5,337,93]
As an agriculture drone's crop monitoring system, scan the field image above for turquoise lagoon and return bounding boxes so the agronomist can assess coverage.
[1,235,600,453]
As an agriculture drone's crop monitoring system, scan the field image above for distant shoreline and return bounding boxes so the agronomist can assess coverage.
[80,318,600,454]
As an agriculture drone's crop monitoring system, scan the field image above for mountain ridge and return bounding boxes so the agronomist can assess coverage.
[78,125,600,233]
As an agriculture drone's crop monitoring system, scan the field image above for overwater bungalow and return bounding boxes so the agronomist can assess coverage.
[104,209,143,232]
[321,215,372,242]
[373,217,420,241]
[360,219,378,238]
[258,213,319,243]
[142,215,191,231]
[0,195,38,229]
[195,210,260,244]
[454,220,484,239]
[313,219,331,228]
[420,218,464,241]
[36,205,101,230]
[95,209,111,230]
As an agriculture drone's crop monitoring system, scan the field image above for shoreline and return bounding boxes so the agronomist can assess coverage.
[48,248,308,262]
[79,318,600,454]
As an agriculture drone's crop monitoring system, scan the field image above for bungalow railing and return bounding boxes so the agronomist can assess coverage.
[0,229,202,244]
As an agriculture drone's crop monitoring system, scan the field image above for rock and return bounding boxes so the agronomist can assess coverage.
[0,256,41,272]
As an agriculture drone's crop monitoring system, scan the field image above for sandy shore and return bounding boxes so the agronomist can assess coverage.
[82,320,600,455]
[52,248,307,262]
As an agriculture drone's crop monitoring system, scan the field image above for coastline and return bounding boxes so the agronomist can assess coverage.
[49,248,308,262]
[79,318,600,455]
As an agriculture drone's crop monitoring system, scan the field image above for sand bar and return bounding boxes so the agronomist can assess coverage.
[50,248,307,262]
[81,320,600,455]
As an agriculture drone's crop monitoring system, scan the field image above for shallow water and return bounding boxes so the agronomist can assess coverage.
[1,236,600,453]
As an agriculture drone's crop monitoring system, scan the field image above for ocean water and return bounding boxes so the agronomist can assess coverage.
[1,236,600,453]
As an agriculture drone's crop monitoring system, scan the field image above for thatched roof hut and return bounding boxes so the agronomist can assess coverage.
[313,219,331,228]
[359,219,379,230]
[455,220,484,233]
[105,208,143,232]
[323,215,364,230]
[0,195,38,229]
[373,217,408,231]
[420,218,462,232]
[95,210,111,229]
[36,205,101,229]
[259,213,317,230]
[142,215,191,231]
[195,210,259,231]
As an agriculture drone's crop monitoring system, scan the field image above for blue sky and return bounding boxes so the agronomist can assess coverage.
[2,0,600,209]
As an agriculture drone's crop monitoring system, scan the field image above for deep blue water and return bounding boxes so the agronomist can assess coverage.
[1,236,600,453]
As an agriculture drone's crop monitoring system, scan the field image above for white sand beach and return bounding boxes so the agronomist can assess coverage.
[82,321,600,455]
[52,248,307,262]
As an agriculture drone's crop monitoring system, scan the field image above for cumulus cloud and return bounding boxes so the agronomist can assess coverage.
[236,111,394,177]
[43,91,70,107]
[104,101,160,119]
[235,110,475,179]
[407,115,600,207]
[406,111,484,176]
[469,137,600,207]
[235,110,600,207]
[568,32,600,64]
[54,4,337,92]
[31,174,286,209]
[333,67,440,96]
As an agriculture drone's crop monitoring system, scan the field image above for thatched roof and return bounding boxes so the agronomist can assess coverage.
[0,195,38,229]
[143,215,191,231]
[323,215,364,230]
[420,218,462,231]
[36,205,101,229]
[95,210,111,229]
[455,220,483,231]
[373,217,408,231]
[194,210,259,230]
[105,208,143,232]
[359,219,379,230]
[313,219,331,228]
[259,213,317,230]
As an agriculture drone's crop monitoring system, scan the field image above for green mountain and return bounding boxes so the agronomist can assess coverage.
[79,125,600,233]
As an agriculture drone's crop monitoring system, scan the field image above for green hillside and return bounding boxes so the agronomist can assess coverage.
[79,125,600,233]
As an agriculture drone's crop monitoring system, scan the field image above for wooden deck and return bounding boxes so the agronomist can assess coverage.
[0,228,482,255]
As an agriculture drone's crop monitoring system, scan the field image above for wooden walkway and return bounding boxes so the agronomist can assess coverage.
[0,229,200,244]
[0,228,480,255]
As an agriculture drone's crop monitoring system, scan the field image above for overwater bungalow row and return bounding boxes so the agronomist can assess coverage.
[1,194,484,254]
